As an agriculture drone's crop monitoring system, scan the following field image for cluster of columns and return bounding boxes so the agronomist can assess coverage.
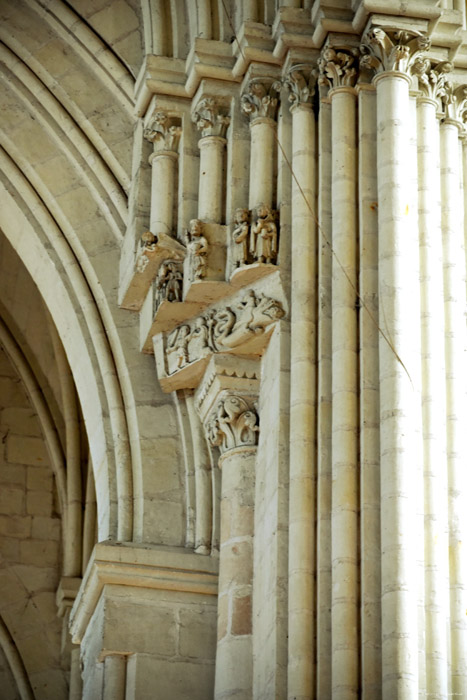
[141,28,467,699]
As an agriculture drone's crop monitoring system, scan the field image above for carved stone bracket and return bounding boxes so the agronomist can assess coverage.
[144,110,182,154]
[318,46,359,90]
[193,98,230,138]
[360,27,430,78]
[120,230,186,312]
[241,78,281,122]
[284,64,318,111]
[153,290,285,391]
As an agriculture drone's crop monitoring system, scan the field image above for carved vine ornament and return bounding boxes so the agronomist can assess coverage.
[165,290,285,375]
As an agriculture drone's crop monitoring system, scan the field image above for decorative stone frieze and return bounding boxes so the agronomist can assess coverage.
[153,290,285,391]
[284,64,317,111]
[241,78,281,122]
[318,47,359,90]
[192,98,230,139]
[144,110,182,154]
[360,28,430,77]
[205,395,259,454]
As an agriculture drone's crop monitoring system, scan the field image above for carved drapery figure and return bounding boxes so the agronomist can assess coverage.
[205,395,259,454]
[166,325,191,374]
[155,260,183,307]
[250,204,277,264]
[232,208,250,267]
[186,219,208,280]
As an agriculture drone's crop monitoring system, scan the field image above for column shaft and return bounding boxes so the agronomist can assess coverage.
[249,118,275,209]
[198,136,226,222]
[358,85,381,698]
[149,151,177,233]
[186,395,212,554]
[418,98,449,698]
[288,103,317,699]
[215,447,255,699]
[103,654,127,700]
[440,119,467,697]
[316,96,332,700]
[376,72,419,699]
[330,86,359,700]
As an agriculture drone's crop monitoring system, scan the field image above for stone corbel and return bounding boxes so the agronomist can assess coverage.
[120,230,186,313]
[153,289,285,392]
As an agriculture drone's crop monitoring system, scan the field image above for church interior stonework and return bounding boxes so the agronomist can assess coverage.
[1,1,467,698]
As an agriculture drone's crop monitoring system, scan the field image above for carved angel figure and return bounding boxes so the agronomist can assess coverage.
[251,204,277,264]
[186,219,208,280]
[232,208,250,267]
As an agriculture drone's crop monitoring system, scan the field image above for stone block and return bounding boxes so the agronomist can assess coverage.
[231,594,252,636]
[103,599,177,657]
[0,377,28,408]
[0,486,24,515]
[179,607,217,660]
[20,540,59,568]
[31,516,61,541]
[0,407,41,436]
[0,514,31,538]
[126,655,215,700]
[0,462,26,486]
[6,435,49,466]
[27,466,53,492]
[26,491,53,517]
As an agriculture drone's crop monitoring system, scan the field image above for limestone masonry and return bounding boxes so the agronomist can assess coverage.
[1,1,467,698]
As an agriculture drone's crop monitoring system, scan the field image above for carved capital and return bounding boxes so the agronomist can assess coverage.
[193,98,230,138]
[437,83,467,125]
[284,64,317,111]
[241,78,281,122]
[360,28,430,78]
[144,111,182,153]
[412,58,453,105]
[318,47,359,90]
[205,394,259,454]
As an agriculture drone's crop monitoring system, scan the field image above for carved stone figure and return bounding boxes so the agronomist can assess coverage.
[186,219,208,281]
[188,317,210,359]
[251,204,277,264]
[232,208,250,267]
[155,260,183,307]
[205,395,259,454]
[166,325,191,374]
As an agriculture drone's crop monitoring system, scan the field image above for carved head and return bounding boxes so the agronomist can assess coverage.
[256,203,270,219]
[189,219,204,236]
[141,230,157,246]
[234,208,249,224]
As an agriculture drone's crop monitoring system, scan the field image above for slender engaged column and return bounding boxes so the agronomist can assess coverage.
[319,46,360,699]
[440,110,467,698]
[416,81,449,698]
[241,78,280,209]
[103,654,127,700]
[200,388,259,700]
[193,98,230,223]
[358,84,382,699]
[284,65,318,700]
[316,93,332,700]
[361,28,431,698]
[144,111,181,235]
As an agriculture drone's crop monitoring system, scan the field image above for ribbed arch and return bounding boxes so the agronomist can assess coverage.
[0,616,34,700]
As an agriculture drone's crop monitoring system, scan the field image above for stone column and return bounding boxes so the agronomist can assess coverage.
[357,82,381,699]
[193,98,230,223]
[241,77,280,210]
[439,85,467,698]
[316,89,332,699]
[283,63,317,700]
[196,357,260,700]
[413,58,451,698]
[319,45,360,700]
[103,655,127,700]
[144,111,181,235]
[361,28,430,699]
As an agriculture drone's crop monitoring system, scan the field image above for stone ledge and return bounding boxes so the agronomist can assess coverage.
[69,542,219,644]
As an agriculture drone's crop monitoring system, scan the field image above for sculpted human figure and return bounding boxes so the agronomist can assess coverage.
[186,219,208,280]
[167,325,190,373]
[251,204,277,264]
[155,260,183,307]
[232,208,250,267]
